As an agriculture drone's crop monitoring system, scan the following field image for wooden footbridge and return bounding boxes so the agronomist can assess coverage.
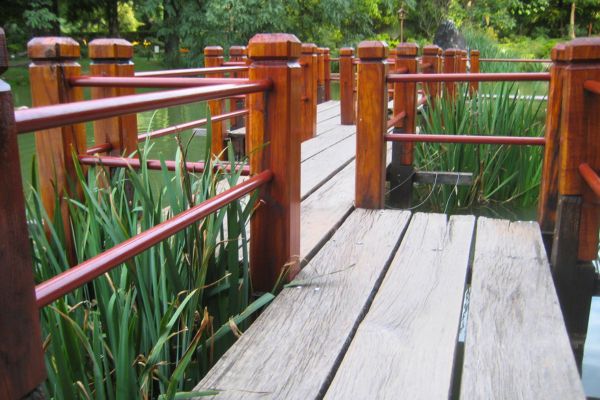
[1,32,599,399]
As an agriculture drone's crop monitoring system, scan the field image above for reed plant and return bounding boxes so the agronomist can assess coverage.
[412,82,546,215]
[27,133,268,399]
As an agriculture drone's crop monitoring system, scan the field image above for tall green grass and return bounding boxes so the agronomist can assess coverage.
[27,134,269,399]
[412,82,546,215]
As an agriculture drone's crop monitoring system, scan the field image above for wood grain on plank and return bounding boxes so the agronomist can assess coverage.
[194,209,411,399]
[302,125,354,161]
[301,133,355,199]
[325,213,474,400]
[461,217,585,400]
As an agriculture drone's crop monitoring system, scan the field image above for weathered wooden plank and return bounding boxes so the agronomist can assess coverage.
[302,125,354,161]
[317,100,340,113]
[194,209,412,399]
[316,104,343,123]
[461,217,585,400]
[325,213,474,400]
[301,133,355,199]
[300,160,355,262]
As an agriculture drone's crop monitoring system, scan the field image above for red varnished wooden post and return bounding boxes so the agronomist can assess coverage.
[324,47,331,101]
[89,39,138,156]
[339,47,355,125]
[355,41,388,209]
[549,38,600,365]
[469,49,480,95]
[300,43,318,140]
[389,43,418,207]
[248,34,302,291]
[229,45,247,130]
[421,45,441,102]
[28,37,86,224]
[443,48,458,99]
[316,47,325,103]
[0,32,46,398]
[538,44,567,245]
[204,46,226,158]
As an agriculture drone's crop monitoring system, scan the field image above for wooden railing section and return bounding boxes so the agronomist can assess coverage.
[354,38,600,362]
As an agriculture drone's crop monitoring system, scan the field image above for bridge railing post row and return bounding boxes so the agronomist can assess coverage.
[339,47,355,125]
[389,43,418,208]
[324,48,331,101]
[204,46,226,158]
[89,39,138,158]
[355,41,388,209]
[547,38,600,365]
[388,48,397,101]
[300,43,318,141]
[28,37,87,253]
[317,47,325,103]
[469,49,480,95]
[421,45,442,107]
[247,34,302,291]
[0,29,47,400]
[228,45,247,130]
[443,48,457,99]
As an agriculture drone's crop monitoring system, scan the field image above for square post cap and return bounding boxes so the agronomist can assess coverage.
[28,37,80,60]
[89,38,133,59]
[553,37,600,62]
[340,47,354,56]
[396,43,419,57]
[423,45,441,56]
[302,43,318,54]
[357,41,389,60]
[204,46,224,57]
[229,46,247,57]
[248,33,301,60]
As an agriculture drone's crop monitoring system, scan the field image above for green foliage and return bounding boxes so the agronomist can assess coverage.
[412,83,546,214]
[28,135,269,399]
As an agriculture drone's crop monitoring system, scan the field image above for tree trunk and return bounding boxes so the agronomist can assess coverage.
[569,1,576,39]
[106,0,119,37]
[162,0,181,67]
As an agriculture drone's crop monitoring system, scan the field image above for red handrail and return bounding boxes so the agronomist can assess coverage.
[387,72,550,83]
[70,76,254,88]
[78,155,250,175]
[385,133,545,146]
[86,143,113,155]
[135,66,248,78]
[584,80,600,96]
[387,111,406,129]
[35,169,271,308]
[579,163,600,198]
[15,82,270,133]
[479,58,551,63]
[138,109,249,141]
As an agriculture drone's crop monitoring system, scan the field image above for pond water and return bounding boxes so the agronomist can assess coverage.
[6,73,600,397]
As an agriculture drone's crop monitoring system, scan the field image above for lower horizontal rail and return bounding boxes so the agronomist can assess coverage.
[385,133,545,146]
[387,72,551,83]
[387,111,406,129]
[584,80,600,96]
[135,66,248,77]
[579,163,600,198]
[86,142,113,155]
[78,155,251,175]
[35,169,271,308]
[70,76,254,88]
[138,109,249,141]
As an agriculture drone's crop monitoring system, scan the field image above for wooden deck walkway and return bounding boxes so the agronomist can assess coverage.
[204,101,585,399]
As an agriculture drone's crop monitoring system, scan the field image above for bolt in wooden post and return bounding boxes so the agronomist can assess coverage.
[0,36,46,397]
[421,45,441,104]
[248,33,302,291]
[229,45,247,130]
[443,48,458,99]
[204,46,226,159]
[28,37,86,227]
[339,47,356,125]
[89,39,138,157]
[469,49,480,95]
[324,47,332,101]
[549,37,600,364]
[300,43,318,141]
[355,41,388,209]
[316,47,325,103]
[389,43,418,208]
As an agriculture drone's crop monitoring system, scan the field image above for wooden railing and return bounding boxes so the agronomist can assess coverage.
[353,38,600,361]
[0,32,304,399]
